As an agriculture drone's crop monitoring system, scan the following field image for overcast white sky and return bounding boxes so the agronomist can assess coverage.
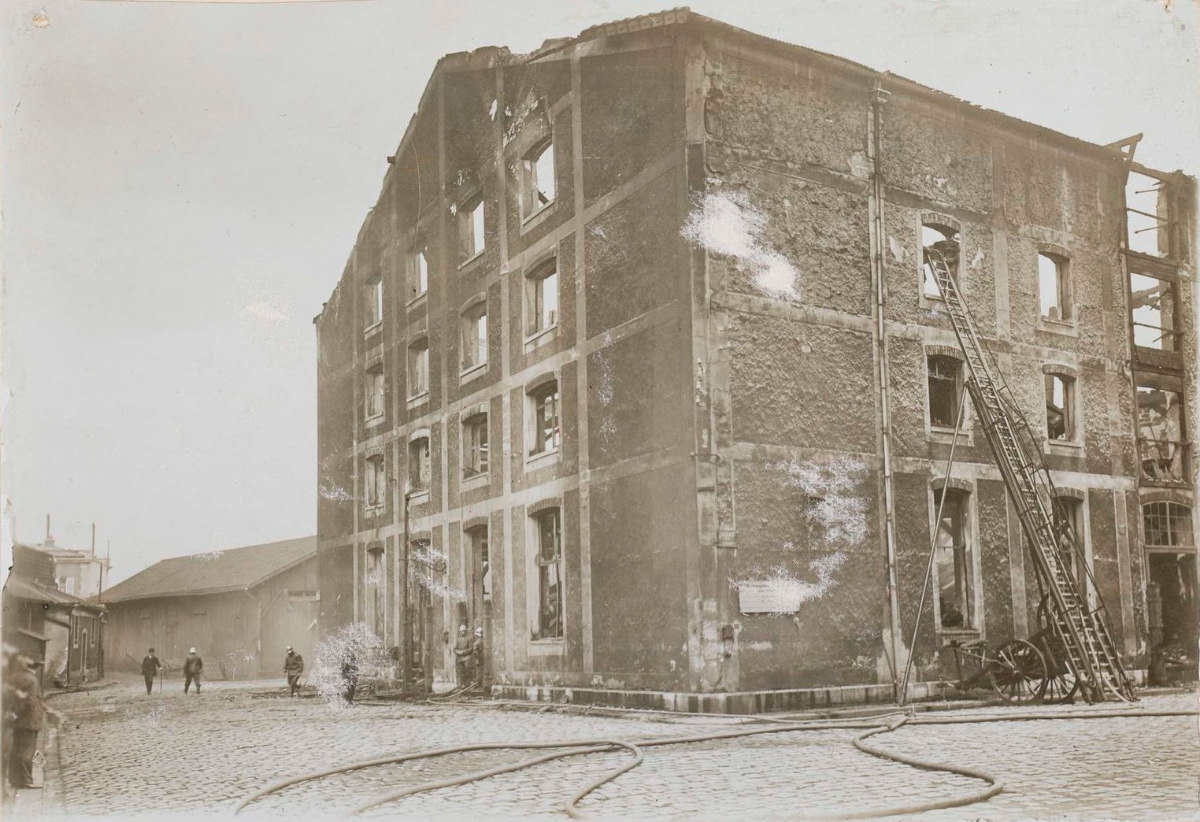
[2,0,1197,585]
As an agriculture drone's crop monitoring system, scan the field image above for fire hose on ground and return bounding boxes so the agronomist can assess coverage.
[232,705,1198,818]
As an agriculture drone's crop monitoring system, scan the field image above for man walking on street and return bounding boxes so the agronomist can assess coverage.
[284,646,304,697]
[5,655,58,789]
[183,647,203,694]
[452,624,471,688]
[141,648,162,695]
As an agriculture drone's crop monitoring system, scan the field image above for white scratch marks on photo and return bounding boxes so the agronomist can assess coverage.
[682,191,801,302]
[778,456,867,547]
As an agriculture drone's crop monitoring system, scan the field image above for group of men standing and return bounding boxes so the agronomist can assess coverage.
[139,647,205,694]
[139,647,305,696]
[452,625,485,689]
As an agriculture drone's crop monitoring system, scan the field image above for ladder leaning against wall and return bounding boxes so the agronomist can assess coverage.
[925,242,1136,703]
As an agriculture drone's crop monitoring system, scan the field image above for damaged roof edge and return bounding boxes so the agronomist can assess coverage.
[317,6,1191,323]
[682,11,1144,172]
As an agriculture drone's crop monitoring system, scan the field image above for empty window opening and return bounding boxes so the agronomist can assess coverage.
[366,365,385,420]
[409,437,430,494]
[408,339,429,398]
[922,224,961,298]
[1130,270,1179,351]
[461,303,488,370]
[467,525,492,603]
[1045,373,1076,442]
[366,545,384,638]
[529,382,561,457]
[365,278,383,328]
[1147,551,1198,675]
[1038,253,1071,321]
[463,414,489,479]
[927,355,964,429]
[522,140,556,218]
[526,262,559,336]
[1137,386,1187,483]
[459,197,485,262]
[365,454,386,510]
[1055,497,1089,591]
[532,508,563,640]
[934,489,975,630]
[410,248,429,301]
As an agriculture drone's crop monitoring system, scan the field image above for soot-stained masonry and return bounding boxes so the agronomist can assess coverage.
[314,9,1197,700]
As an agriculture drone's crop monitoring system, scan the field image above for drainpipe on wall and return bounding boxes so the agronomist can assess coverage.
[868,74,904,694]
[401,489,411,693]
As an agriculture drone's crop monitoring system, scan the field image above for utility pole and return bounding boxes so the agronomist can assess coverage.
[91,523,96,555]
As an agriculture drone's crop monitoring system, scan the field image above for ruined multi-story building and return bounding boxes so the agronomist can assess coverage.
[315,9,1196,704]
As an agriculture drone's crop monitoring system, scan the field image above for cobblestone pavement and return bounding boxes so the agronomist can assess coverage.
[35,675,1200,820]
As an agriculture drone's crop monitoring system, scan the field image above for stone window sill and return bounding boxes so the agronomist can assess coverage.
[460,362,488,384]
[528,639,565,657]
[525,448,560,470]
[523,324,558,354]
[1037,316,1079,337]
[520,201,556,234]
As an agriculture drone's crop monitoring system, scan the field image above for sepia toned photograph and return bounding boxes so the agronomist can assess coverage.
[2,1,1198,819]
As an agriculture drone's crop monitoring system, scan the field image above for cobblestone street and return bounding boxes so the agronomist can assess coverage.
[31,677,1200,820]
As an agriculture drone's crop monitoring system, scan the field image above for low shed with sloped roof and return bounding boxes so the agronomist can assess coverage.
[102,537,318,680]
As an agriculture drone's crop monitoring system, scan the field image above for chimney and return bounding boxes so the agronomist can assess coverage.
[91,523,96,556]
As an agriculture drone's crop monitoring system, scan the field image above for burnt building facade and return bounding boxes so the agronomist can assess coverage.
[315,10,1196,697]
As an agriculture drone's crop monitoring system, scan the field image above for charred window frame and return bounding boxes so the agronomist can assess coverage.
[927,354,964,429]
[408,436,430,495]
[407,338,430,400]
[528,381,561,458]
[460,301,488,372]
[467,525,492,603]
[531,508,563,641]
[366,543,385,638]
[1137,383,1189,485]
[365,363,385,421]
[1037,252,1072,323]
[364,277,383,330]
[364,454,386,511]
[408,246,429,303]
[525,260,559,338]
[462,413,489,480]
[921,222,961,299]
[1044,372,1078,443]
[458,195,485,265]
[1055,495,1093,604]
[521,139,556,221]
[933,488,977,631]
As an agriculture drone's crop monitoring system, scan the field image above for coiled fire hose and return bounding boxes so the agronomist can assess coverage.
[234,705,1197,818]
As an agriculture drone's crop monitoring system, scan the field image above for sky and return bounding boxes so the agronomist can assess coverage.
[2,0,1197,585]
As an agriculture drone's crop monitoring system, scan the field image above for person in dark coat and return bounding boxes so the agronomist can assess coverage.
[339,650,359,705]
[5,655,56,788]
[283,647,304,697]
[470,627,485,689]
[183,648,204,694]
[140,648,163,695]
[452,624,472,687]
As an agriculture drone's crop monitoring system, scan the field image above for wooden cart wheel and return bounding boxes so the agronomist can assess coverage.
[1041,660,1080,703]
[1035,598,1082,703]
[987,639,1048,703]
